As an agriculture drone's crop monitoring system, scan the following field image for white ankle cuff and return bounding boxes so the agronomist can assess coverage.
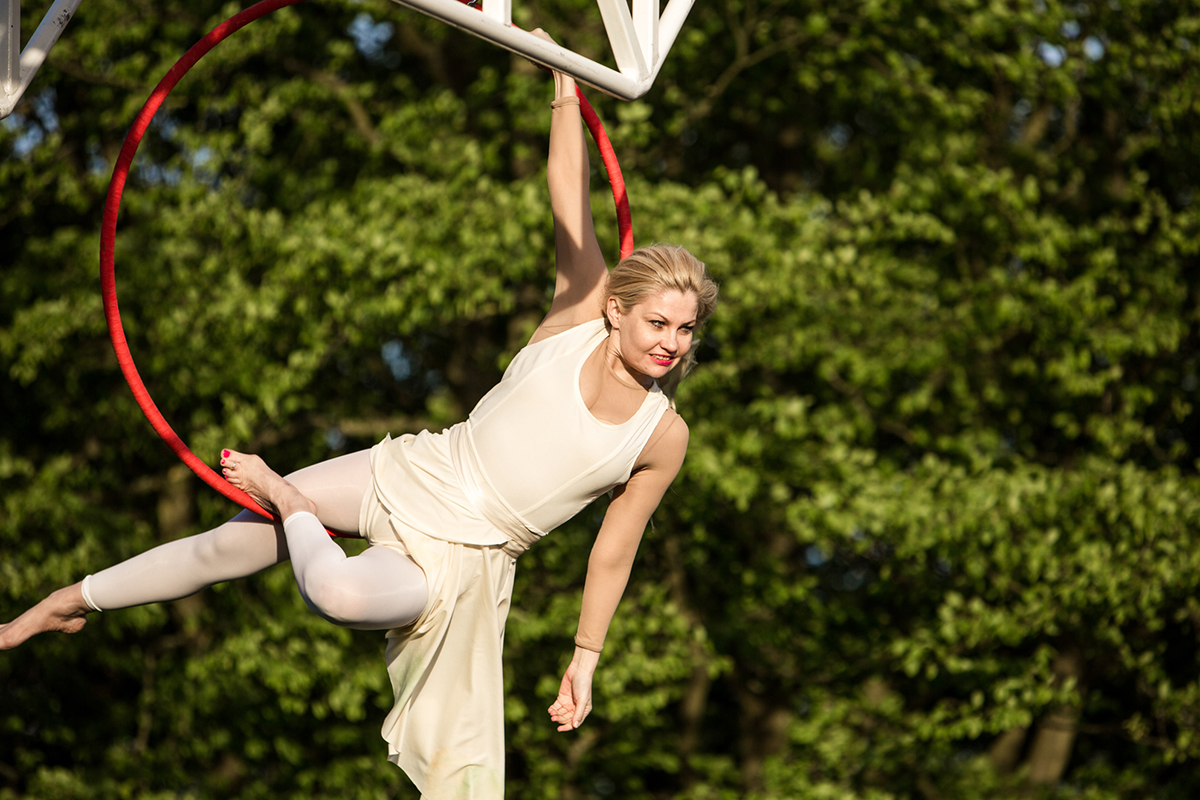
[282,510,322,529]
[80,575,103,612]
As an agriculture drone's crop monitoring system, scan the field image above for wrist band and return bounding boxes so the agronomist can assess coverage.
[574,634,603,652]
[551,96,580,109]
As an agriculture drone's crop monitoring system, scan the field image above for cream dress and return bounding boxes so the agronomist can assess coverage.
[357,318,670,799]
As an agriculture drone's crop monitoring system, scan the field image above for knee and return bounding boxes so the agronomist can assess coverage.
[295,563,426,631]
[299,579,414,630]
[190,522,281,573]
[297,580,364,627]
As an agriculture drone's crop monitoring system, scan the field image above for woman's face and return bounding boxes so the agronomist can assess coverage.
[607,289,700,385]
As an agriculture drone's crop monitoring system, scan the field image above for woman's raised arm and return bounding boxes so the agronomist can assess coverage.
[533,63,610,340]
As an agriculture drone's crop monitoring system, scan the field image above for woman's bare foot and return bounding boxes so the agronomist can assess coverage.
[0,583,90,650]
[221,449,317,522]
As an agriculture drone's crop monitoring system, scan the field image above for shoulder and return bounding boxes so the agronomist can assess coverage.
[529,311,605,345]
[637,409,689,473]
[528,313,606,346]
[656,409,689,449]
[613,410,688,510]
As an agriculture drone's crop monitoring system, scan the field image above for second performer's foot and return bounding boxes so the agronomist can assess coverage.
[220,449,316,520]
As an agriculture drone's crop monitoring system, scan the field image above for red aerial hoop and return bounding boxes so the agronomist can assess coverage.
[99,0,635,533]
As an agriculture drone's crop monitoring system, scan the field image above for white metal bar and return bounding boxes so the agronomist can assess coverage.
[654,0,693,66]
[595,0,647,79]
[633,0,658,69]
[480,0,509,26]
[2,0,18,96]
[0,0,84,119]
[388,0,656,99]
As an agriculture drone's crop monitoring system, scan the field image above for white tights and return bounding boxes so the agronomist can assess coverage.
[83,450,428,630]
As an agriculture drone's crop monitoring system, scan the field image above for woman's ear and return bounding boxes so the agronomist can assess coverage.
[605,296,622,330]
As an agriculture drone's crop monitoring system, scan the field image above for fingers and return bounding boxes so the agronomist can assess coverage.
[548,695,575,731]
[571,702,591,729]
[548,661,594,731]
[548,697,572,722]
[547,696,592,731]
[528,27,575,88]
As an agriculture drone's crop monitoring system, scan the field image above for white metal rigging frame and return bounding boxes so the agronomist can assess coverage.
[387,0,694,100]
[0,0,693,119]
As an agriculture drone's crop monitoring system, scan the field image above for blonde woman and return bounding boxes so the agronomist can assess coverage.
[0,64,718,798]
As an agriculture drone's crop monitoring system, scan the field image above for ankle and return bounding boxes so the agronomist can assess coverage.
[54,583,92,616]
[274,489,317,522]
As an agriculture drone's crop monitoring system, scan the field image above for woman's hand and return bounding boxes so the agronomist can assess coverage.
[529,28,574,98]
[547,646,601,731]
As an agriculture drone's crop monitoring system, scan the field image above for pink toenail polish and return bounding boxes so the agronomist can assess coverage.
[222,449,230,457]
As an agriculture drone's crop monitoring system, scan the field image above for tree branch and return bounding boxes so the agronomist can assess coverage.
[282,59,382,147]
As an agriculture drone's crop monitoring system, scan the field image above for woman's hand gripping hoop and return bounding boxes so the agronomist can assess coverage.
[99,0,635,534]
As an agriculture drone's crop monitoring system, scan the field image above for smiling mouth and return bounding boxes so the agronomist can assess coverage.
[651,354,675,366]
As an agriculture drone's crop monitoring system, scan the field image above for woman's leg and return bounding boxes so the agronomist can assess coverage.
[80,449,376,610]
[222,450,427,631]
[0,492,301,651]
[0,449,425,648]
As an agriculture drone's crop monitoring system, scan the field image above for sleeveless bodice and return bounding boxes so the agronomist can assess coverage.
[370,318,670,556]
[467,318,669,535]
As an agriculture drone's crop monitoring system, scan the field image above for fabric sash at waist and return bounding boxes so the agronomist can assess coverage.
[448,426,546,559]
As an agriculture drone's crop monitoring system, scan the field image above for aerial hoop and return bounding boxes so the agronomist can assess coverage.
[100,0,635,531]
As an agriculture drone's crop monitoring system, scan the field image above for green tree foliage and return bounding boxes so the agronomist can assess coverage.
[2,0,1198,797]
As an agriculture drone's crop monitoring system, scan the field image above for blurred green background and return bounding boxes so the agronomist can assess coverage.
[2,0,1199,796]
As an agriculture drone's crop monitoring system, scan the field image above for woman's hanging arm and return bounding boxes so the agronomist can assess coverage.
[547,416,690,730]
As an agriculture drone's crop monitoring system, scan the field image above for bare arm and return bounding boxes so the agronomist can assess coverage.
[531,66,610,342]
[547,414,690,730]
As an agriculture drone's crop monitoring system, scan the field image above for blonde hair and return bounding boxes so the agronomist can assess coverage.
[604,244,719,402]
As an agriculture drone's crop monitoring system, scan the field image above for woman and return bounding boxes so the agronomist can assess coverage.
[0,65,718,798]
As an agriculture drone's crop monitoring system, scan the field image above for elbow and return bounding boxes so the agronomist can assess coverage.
[588,548,636,579]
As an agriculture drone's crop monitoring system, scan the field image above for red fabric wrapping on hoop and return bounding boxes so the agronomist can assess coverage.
[100,0,635,533]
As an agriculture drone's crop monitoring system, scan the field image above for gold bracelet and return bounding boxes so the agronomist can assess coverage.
[551,96,581,109]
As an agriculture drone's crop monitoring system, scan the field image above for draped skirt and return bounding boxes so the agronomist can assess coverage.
[361,436,518,799]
